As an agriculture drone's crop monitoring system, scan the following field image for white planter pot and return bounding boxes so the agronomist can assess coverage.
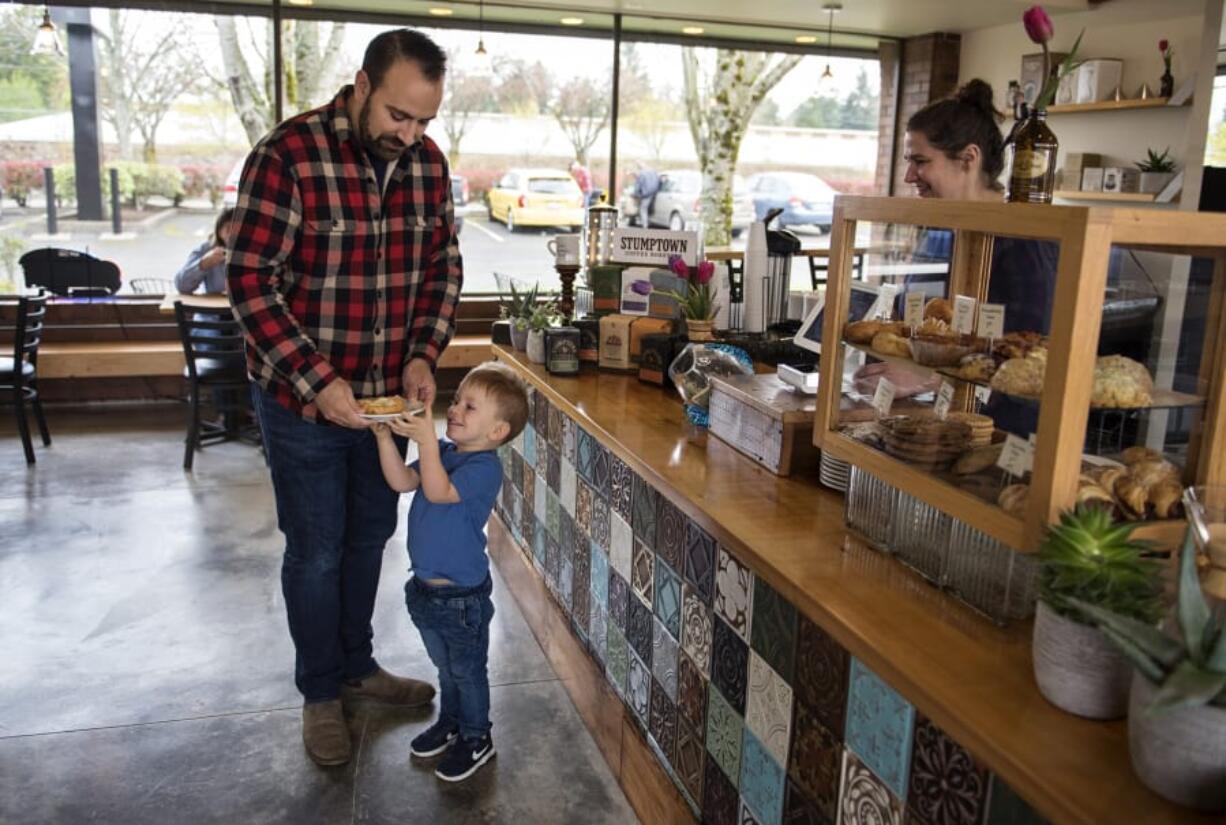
[1129,673,1226,812]
[1138,172,1175,194]
[526,329,547,364]
[1032,600,1132,719]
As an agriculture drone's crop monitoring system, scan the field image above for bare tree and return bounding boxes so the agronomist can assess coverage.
[494,58,550,115]
[551,76,610,167]
[627,97,672,163]
[439,52,496,169]
[682,48,801,245]
[97,10,200,161]
[214,17,347,146]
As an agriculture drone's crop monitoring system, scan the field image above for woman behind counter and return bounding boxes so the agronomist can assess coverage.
[175,208,235,294]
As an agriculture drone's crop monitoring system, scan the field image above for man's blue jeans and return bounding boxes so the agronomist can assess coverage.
[253,385,402,702]
[405,575,494,740]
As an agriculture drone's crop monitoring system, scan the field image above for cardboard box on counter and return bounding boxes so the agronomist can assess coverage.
[588,264,624,316]
[598,314,636,372]
[629,316,675,363]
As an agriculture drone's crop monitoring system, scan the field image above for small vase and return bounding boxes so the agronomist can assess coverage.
[1032,600,1132,719]
[685,318,715,342]
[510,324,529,351]
[1129,673,1226,811]
[526,329,547,364]
[1160,69,1174,99]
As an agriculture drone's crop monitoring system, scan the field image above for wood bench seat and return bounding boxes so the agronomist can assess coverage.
[38,335,493,379]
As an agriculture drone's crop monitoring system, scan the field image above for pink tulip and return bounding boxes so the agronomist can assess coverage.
[1023,6,1054,45]
[667,254,689,279]
[695,261,714,285]
[1159,39,1169,53]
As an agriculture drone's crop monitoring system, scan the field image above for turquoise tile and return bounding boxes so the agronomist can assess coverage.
[533,521,547,567]
[629,648,651,723]
[740,729,785,825]
[523,423,537,468]
[606,625,629,697]
[706,683,744,787]
[591,543,609,608]
[654,557,682,639]
[589,606,608,664]
[546,489,560,541]
[559,555,574,614]
[576,427,596,484]
[845,657,915,801]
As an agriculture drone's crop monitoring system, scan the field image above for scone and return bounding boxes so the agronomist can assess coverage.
[990,353,1046,398]
[951,353,996,382]
[1091,355,1153,408]
[358,395,407,415]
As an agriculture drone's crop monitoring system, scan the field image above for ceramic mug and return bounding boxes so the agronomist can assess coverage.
[547,234,581,266]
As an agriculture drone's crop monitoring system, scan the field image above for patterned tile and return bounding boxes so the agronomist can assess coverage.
[741,729,786,825]
[681,583,714,676]
[547,401,563,447]
[631,538,655,606]
[631,472,658,546]
[654,558,683,639]
[706,686,745,790]
[547,444,561,494]
[558,554,573,612]
[531,519,545,567]
[589,605,608,664]
[591,442,611,500]
[608,570,630,630]
[572,545,591,624]
[590,493,610,550]
[742,802,763,825]
[576,427,596,484]
[676,720,706,806]
[746,652,795,767]
[650,677,678,763]
[559,509,575,565]
[562,415,576,464]
[840,749,904,825]
[652,617,679,700]
[560,458,577,516]
[546,489,561,543]
[794,615,850,737]
[683,520,717,603]
[984,776,1049,825]
[533,393,549,440]
[715,547,754,641]
[609,512,633,582]
[711,614,750,714]
[533,468,546,522]
[705,752,741,825]
[512,450,525,493]
[590,544,609,609]
[523,421,537,468]
[678,652,708,734]
[789,700,842,822]
[609,454,634,523]
[751,576,798,684]
[606,624,629,696]
[536,430,549,478]
[570,513,587,560]
[784,779,834,825]
[522,461,535,514]
[656,495,686,571]
[627,593,654,664]
[846,658,915,801]
[908,716,990,825]
[545,535,561,589]
[575,480,593,537]
[629,648,651,724]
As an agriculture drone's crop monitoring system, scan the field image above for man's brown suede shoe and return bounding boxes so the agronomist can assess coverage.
[340,666,436,707]
[302,699,351,766]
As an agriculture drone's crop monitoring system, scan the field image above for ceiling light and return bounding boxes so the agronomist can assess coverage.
[820,3,841,87]
[286,0,313,5]
[428,7,454,16]
[681,26,704,35]
[473,0,493,76]
[560,17,584,26]
[795,35,818,44]
[31,7,63,57]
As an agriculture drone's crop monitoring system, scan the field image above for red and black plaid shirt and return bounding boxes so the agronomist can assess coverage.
[227,86,462,420]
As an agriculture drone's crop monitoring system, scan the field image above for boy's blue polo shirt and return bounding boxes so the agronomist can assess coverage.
[407,440,503,587]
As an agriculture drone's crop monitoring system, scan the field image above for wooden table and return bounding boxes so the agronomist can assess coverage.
[158,293,230,314]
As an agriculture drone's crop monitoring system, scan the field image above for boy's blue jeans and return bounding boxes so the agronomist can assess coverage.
[253,384,402,702]
[405,574,495,740]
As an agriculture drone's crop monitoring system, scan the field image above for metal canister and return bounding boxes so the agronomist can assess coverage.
[583,197,619,269]
[545,326,581,375]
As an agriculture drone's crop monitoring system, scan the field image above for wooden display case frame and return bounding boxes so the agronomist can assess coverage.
[813,196,1226,552]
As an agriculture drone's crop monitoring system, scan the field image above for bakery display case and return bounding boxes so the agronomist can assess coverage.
[813,196,1226,560]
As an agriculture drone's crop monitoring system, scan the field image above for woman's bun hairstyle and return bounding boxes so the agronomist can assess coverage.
[907,79,1005,184]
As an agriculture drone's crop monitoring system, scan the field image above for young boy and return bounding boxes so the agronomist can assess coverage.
[373,361,528,782]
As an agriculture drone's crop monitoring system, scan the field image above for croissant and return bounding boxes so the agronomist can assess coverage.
[1130,460,1180,490]
[1094,467,1128,492]
[1121,446,1162,466]
[1148,480,1185,520]
[998,483,1029,517]
[1113,476,1148,520]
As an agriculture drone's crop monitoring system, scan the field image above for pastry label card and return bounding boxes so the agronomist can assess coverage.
[997,433,1034,477]
[904,292,925,328]
[872,377,896,418]
[934,381,955,421]
[953,295,977,334]
[977,303,1005,340]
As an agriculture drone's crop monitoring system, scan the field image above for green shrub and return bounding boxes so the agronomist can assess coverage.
[113,161,184,207]
[52,163,135,207]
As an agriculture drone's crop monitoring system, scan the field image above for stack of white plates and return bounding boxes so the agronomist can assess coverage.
[819,451,851,492]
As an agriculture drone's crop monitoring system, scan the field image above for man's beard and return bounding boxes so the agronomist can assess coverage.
[358,97,409,161]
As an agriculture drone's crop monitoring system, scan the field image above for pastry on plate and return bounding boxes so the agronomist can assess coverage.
[998,483,1028,517]
[358,395,407,415]
[990,353,1046,398]
[871,330,913,358]
[953,442,1004,475]
[923,297,954,324]
[992,331,1047,360]
[1120,446,1163,465]
[1148,480,1184,519]
[845,320,884,344]
[1091,354,1153,408]
[950,353,996,382]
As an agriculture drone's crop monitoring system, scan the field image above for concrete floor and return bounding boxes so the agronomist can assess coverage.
[0,403,639,825]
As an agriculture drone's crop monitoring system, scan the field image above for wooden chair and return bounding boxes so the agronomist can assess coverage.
[173,301,258,470]
[0,291,51,464]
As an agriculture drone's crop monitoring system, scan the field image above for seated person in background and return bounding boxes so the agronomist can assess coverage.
[175,208,235,294]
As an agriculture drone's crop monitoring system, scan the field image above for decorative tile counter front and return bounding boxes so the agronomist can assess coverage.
[495,384,1047,825]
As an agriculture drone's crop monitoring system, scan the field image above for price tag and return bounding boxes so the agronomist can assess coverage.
[996,433,1035,477]
[869,284,899,320]
[873,377,896,418]
[953,295,977,335]
[974,386,992,405]
[934,381,955,421]
[977,303,1006,340]
[904,292,925,328]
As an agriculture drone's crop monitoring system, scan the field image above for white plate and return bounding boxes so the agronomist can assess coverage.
[359,407,425,422]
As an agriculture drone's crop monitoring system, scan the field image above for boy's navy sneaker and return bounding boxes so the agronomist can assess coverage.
[434,734,495,782]
[410,720,458,758]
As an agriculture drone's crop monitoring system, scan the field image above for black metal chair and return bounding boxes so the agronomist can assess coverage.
[19,248,121,297]
[1,291,51,464]
[173,300,258,470]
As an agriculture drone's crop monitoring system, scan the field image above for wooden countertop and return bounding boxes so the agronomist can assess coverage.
[492,344,1214,825]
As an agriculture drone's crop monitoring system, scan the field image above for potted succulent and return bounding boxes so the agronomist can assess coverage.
[1073,528,1226,812]
[525,301,558,365]
[499,282,538,351]
[1136,147,1177,194]
[1033,506,1164,719]
[657,254,719,341]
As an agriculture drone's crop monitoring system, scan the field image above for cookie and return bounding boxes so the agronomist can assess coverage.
[953,443,1004,475]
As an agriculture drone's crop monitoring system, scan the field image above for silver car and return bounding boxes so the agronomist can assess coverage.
[637,170,753,237]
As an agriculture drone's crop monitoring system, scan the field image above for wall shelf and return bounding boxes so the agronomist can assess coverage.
[1046,97,1187,113]
[1053,190,1159,203]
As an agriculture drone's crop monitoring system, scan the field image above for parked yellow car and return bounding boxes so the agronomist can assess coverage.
[486,168,584,232]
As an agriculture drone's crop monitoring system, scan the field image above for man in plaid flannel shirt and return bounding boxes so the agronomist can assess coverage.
[227,29,460,766]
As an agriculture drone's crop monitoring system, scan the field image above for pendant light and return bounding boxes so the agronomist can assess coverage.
[472,0,494,77]
[31,6,63,57]
[475,0,487,56]
[819,3,841,85]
